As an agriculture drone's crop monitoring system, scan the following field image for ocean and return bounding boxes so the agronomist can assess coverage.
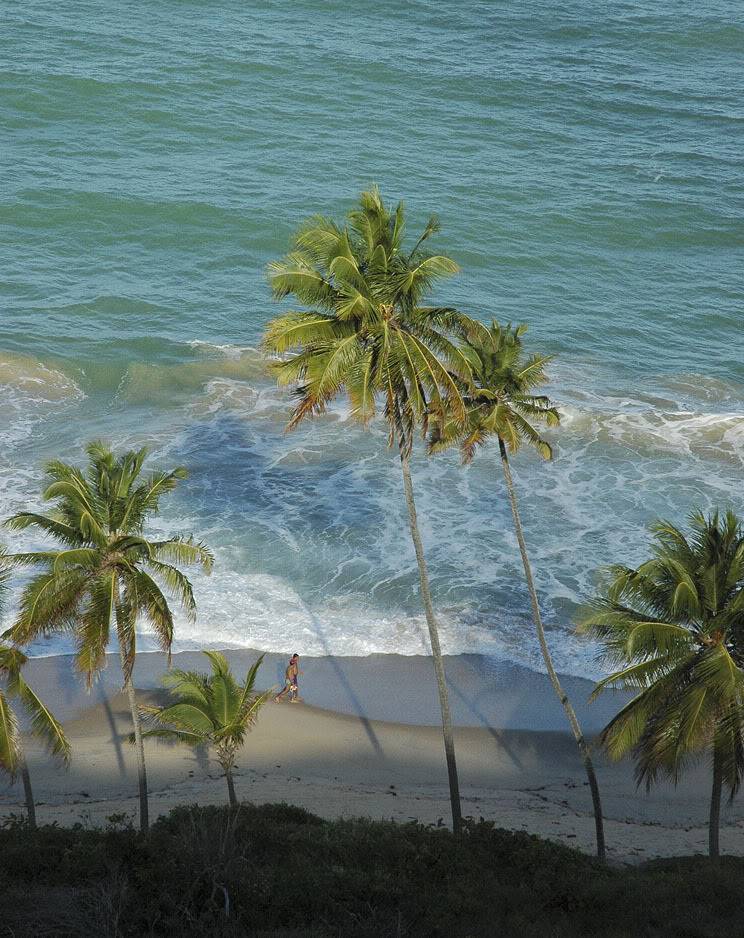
[2,0,743,677]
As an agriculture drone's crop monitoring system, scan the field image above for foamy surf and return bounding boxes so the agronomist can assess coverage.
[0,347,741,684]
[0,353,85,446]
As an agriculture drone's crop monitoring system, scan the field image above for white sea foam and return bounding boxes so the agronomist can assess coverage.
[20,561,607,680]
[186,340,261,361]
[0,353,85,446]
[558,404,744,466]
[4,352,741,683]
[117,349,267,405]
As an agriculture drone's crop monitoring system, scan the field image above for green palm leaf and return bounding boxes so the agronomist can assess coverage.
[263,188,472,453]
[586,510,744,813]
[9,672,71,766]
[136,651,269,805]
[0,689,20,779]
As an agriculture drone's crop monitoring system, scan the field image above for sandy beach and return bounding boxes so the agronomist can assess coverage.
[2,650,741,864]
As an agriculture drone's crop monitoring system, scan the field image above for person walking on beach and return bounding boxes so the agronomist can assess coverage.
[274,653,302,703]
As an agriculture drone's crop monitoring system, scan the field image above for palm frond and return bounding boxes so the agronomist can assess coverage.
[9,672,70,766]
[5,513,85,547]
[0,690,20,779]
[148,538,214,573]
[588,509,744,794]
[11,569,86,646]
[145,702,214,736]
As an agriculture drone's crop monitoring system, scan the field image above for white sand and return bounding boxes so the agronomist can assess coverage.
[2,649,742,864]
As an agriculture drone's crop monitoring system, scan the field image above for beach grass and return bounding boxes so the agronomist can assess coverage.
[1,802,742,937]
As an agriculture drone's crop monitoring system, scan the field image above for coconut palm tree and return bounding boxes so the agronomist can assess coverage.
[428,320,606,860]
[581,509,744,859]
[4,441,213,833]
[0,644,70,829]
[263,188,473,832]
[136,651,271,807]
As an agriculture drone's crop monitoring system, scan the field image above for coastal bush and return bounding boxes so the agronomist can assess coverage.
[0,803,742,937]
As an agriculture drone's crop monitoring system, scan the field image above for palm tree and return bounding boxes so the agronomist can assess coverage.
[263,188,473,832]
[581,509,744,859]
[0,644,70,829]
[137,651,271,807]
[4,441,213,833]
[428,320,606,860]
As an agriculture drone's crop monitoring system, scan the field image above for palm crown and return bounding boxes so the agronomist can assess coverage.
[582,510,744,794]
[5,441,213,683]
[263,187,472,452]
[428,320,560,462]
[138,651,270,805]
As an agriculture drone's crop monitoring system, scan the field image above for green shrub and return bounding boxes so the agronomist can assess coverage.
[0,803,741,937]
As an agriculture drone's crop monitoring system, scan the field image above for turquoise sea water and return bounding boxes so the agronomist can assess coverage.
[2,1,743,675]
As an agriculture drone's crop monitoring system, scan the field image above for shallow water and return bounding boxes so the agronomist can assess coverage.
[2,0,743,676]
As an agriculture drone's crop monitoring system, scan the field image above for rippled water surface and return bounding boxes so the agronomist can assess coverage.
[2,0,743,675]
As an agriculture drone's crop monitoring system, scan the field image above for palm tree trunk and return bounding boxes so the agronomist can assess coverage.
[400,451,462,834]
[115,584,149,835]
[709,747,722,860]
[498,438,606,861]
[19,748,36,831]
[225,766,237,808]
[124,674,149,835]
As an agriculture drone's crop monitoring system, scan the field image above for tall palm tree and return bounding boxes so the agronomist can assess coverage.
[0,644,70,829]
[428,320,606,860]
[4,441,213,832]
[581,510,744,859]
[263,188,472,832]
[137,651,271,807]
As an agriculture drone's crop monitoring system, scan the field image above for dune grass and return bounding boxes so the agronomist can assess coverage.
[0,802,741,937]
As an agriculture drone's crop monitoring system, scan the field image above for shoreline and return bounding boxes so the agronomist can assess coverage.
[3,649,741,863]
[20,647,625,730]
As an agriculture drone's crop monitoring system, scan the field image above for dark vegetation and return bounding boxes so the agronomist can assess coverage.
[0,803,741,938]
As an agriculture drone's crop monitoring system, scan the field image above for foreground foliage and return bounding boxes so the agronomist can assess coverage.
[0,803,741,938]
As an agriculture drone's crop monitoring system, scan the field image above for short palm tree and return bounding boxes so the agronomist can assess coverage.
[4,442,213,832]
[137,651,271,807]
[0,644,70,829]
[263,188,472,832]
[428,320,606,860]
[581,510,744,859]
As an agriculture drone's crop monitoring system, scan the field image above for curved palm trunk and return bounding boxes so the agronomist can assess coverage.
[218,745,238,807]
[115,584,149,835]
[125,676,149,834]
[498,438,606,861]
[709,747,722,860]
[19,748,36,831]
[400,452,462,834]
[225,767,238,808]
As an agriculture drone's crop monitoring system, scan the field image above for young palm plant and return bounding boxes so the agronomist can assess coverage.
[0,644,70,829]
[581,510,744,859]
[263,188,472,832]
[4,442,213,832]
[428,320,606,860]
[136,651,271,807]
